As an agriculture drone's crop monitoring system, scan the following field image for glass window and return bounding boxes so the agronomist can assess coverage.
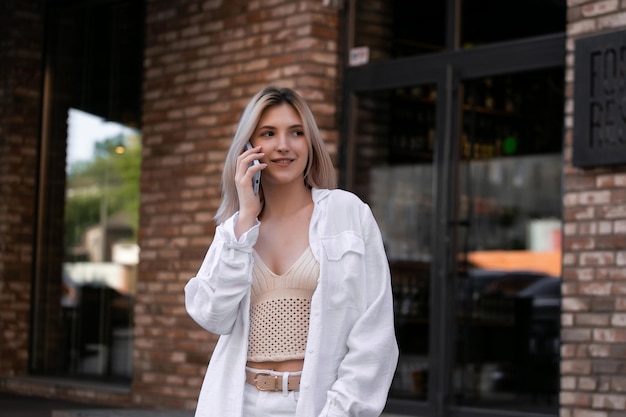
[461,0,566,48]
[63,109,140,378]
[351,1,566,63]
[353,0,446,63]
[32,0,142,382]
[453,68,564,412]
[352,86,437,400]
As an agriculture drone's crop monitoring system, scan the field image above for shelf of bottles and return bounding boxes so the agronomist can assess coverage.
[461,76,530,161]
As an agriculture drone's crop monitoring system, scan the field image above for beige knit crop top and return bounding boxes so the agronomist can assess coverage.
[247,247,319,362]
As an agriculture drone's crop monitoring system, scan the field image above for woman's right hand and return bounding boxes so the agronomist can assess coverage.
[234,145,265,237]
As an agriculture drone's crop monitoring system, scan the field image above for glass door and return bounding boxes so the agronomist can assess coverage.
[452,68,564,413]
[349,85,437,401]
[346,68,564,417]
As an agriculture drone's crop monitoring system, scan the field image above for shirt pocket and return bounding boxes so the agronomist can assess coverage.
[320,232,365,310]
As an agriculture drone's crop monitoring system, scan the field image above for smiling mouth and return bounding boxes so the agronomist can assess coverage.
[272,159,294,165]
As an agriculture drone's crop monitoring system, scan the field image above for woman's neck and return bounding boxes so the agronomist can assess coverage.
[261,182,312,219]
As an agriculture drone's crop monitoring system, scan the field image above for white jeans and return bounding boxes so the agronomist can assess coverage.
[243,368,301,417]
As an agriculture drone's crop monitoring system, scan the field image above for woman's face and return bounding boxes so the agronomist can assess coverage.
[251,103,309,189]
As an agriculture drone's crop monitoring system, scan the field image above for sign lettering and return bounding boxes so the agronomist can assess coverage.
[574,31,626,167]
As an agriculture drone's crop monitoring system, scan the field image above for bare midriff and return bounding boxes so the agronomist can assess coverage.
[246,359,304,372]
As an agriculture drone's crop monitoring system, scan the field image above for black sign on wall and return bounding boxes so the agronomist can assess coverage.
[574,30,626,168]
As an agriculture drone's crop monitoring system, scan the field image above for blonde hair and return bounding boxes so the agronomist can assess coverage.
[214,86,337,224]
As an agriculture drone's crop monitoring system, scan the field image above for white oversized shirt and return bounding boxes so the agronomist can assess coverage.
[185,188,399,417]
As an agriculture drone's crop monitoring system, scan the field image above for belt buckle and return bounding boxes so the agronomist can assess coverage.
[254,372,279,391]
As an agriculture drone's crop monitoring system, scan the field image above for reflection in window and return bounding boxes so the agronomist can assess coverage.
[454,69,564,413]
[62,109,140,377]
[353,87,437,400]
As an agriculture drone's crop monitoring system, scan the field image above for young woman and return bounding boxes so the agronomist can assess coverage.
[185,86,398,417]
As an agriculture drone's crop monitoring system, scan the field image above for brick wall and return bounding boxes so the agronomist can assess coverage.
[0,0,44,378]
[562,1,626,417]
[136,0,342,409]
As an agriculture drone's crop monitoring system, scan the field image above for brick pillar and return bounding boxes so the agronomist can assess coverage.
[0,0,44,378]
[562,2,626,417]
[136,0,342,409]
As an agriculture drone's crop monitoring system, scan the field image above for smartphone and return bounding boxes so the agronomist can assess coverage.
[245,142,261,195]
